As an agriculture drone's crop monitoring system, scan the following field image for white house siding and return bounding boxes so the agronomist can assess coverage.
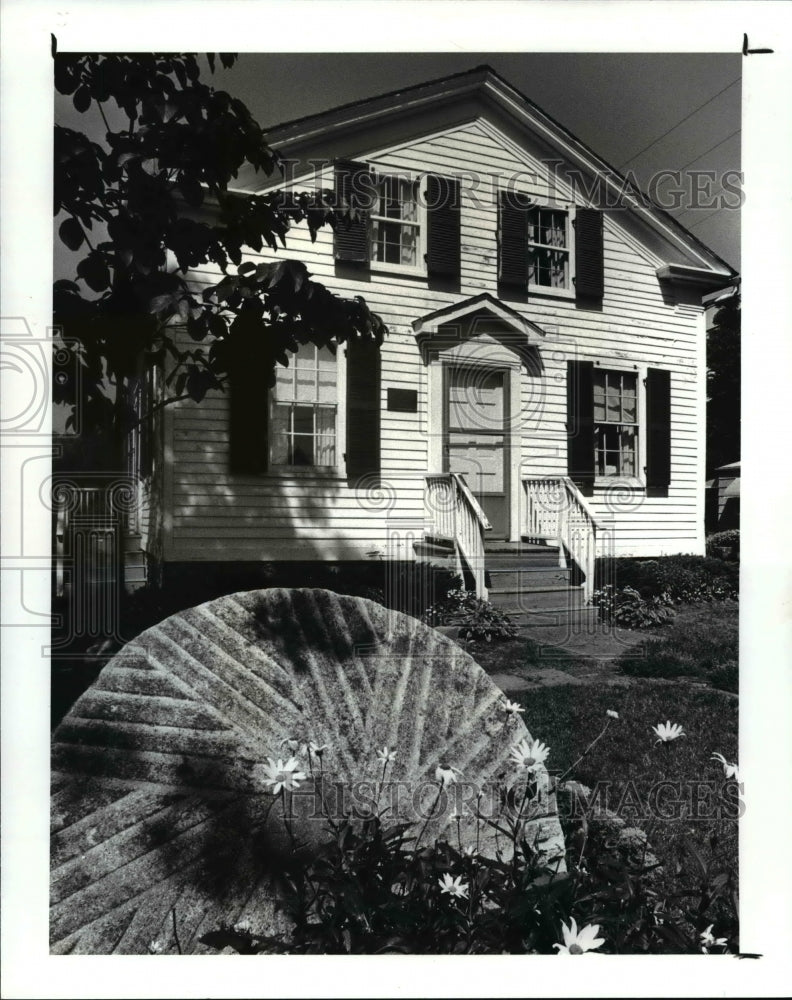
[164,118,706,563]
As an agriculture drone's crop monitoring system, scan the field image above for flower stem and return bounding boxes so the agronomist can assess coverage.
[558,720,612,783]
[415,783,443,851]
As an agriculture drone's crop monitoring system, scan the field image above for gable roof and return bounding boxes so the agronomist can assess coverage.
[255,65,737,283]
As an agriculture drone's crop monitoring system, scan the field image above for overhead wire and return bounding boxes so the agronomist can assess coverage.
[617,77,741,170]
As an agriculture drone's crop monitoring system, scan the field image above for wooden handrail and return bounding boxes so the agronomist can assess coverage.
[425,473,490,599]
[561,476,603,531]
[450,473,492,531]
[522,476,600,602]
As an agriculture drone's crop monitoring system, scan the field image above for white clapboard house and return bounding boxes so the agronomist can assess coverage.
[70,66,737,627]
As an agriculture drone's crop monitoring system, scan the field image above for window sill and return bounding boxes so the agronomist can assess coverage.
[527,285,575,301]
[370,261,427,279]
[593,477,645,490]
[266,467,347,480]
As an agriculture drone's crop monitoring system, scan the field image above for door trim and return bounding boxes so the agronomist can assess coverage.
[436,360,521,542]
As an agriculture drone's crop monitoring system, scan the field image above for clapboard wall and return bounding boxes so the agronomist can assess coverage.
[161,117,706,564]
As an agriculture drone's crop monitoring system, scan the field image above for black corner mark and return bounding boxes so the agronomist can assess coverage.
[736,951,763,959]
[51,33,57,58]
[743,33,774,55]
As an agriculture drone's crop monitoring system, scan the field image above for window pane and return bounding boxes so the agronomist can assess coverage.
[274,365,294,402]
[315,406,336,465]
[295,368,315,402]
[291,436,314,465]
[621,426,636,475]
[293,406,313,436]
[606,391,620,421]
[295,343,315,367]
[622,396,637,423]
[401,224,417,266]
[271,405,290,465]
[593,389,606,421]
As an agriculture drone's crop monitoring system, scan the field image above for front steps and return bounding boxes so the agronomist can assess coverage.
[486,540,597,632]
[416,535,598,634]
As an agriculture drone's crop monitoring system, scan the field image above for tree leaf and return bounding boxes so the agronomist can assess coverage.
[73,85,91,113]
[76,250,110,292]
[58,217,86,252]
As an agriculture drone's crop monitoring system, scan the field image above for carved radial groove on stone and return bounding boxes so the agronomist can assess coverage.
[51,588,565,954]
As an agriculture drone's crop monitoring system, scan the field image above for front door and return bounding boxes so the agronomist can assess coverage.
[445,366,508,537]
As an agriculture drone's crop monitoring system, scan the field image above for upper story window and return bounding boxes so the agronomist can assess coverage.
[333,161,460,280]
[271,343,337,467]
[527,207,570,290]
[371,175,421,268]
[593,369,638,477]
[499,195,603,303]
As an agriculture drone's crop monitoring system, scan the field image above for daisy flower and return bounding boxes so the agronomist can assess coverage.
[502,698,525,716]
[606,709,619,720]
[553,917,605,955]
[700,924,728,953]
[435,763,464,787]
[509,738,550,771]
[438,873,469,899]
[261,756,307,794]
[652,721,686,744]
[377,746,396,765]
[711,752,739,782]
[307,741,328,758]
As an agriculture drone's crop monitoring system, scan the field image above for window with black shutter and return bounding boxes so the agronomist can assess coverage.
[645,367,671,488]
[566,360,595,487]
[345,336,381,480]
[499,197,604,303]
[425,175,460,278]
[334,159,372,264]
[573,208,604,302]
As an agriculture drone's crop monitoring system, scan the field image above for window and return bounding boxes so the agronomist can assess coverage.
[371,175,421,268]
[527,206,570,290]
[593,369,638,477]
[271,343,337,467]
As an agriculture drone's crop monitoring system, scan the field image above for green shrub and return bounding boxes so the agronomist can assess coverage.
[595,555,738,606]
[591,584,675,629]
[422,588,518,642]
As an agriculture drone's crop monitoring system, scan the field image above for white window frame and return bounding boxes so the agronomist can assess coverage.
[268,343,345,475]
[368,169,427,277]
[592,361,646,488]
[525,200,576,300]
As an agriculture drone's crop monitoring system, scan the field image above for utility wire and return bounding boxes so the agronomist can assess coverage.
[617,77,741,170]
[675,128,741,173]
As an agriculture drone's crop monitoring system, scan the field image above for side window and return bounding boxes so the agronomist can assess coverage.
[593,369,638,477]
[271,343,337,467]
[527,206,571,290]
[371,175,421,268]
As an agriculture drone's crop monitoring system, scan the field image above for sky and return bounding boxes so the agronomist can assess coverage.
[55,52,742,270]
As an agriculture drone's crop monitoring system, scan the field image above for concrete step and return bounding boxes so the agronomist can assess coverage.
[486,553,563,570]
[514,606,600,628]
[486,567,570,589]
[489,585,586,612]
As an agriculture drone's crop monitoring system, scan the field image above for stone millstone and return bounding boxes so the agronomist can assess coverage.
[51,588,565,954]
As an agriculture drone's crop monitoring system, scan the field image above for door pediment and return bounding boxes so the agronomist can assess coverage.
[413,292,546,369]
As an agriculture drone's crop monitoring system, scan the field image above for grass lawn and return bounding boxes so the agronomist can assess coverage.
[616,600,739,692]
[517,680,739,936]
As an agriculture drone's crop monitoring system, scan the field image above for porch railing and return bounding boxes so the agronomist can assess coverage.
[425,473,492,599]
[522,476,601,602]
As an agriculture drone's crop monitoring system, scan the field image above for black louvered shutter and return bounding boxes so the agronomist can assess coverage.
[574,208,604,302]
[229,313,269,474]
[426,175,460,278]
[646,367,671,487]
[334,159,371,263]
[345,336,381,479]
[567,360,595,487]
[498,191,529,290]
